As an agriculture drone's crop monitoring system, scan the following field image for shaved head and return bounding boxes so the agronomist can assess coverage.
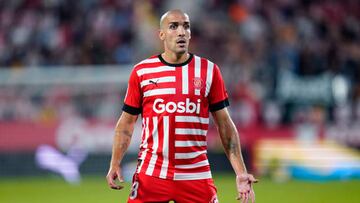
[158,9,191,62]
[160,9,190,29]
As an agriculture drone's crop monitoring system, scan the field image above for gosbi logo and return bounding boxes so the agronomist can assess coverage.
[153,98,201,114]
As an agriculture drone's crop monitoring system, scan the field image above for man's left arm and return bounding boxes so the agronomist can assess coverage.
[212,107,257,203]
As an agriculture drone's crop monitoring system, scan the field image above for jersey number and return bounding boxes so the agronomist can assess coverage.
[129,181,139,200]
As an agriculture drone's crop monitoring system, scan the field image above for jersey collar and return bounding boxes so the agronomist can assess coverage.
[158,53,193,67]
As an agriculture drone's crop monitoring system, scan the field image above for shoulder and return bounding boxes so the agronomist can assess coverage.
[133,55,161,69]
[131,55,162,76]
[192,54,219,69]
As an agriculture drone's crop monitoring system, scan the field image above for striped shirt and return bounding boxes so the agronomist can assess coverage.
[123,53,229,180]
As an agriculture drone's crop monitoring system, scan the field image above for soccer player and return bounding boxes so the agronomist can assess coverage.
[106,9,257,203]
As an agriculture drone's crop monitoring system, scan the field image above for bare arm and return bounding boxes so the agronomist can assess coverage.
[212,108,246,174]
[212,107,257,202]
[106,111,138,190]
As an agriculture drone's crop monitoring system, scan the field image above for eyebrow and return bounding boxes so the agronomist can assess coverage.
[168,21,190,25]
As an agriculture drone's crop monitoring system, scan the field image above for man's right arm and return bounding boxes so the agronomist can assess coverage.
[106,111,138,190]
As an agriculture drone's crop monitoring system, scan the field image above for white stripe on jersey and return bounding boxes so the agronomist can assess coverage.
[175,160,209,169]
[182,65,189,94]
[145,117,159,176]
[175,150,207,159]
[135,58,160,67]
[175,140,207,147]
[139,118,146,147]
[137,66,175,76]
[194,56,201,95]
[136,118,149,173]
[140,117,150,148]
[175,128,207,136]
[144,117,150,147]
[144,88,176,97]
[174,171,212,180]
[205,61,214,97]
[140,76,176,88]
[160,116,169,179]
[137,150,147,173]
[175,116,209,124]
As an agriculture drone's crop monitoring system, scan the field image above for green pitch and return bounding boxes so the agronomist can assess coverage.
[0,174,359,203]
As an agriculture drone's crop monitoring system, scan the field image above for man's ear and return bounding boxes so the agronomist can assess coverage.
[159,30,165,41]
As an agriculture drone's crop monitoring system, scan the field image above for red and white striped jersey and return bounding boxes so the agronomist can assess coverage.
[123,53,229,180]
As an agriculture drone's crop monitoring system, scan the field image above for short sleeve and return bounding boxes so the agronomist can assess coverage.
[207,64,229,112]
[122,68,142,115]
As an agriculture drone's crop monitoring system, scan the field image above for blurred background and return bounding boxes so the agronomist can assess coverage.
[0,0,360,202]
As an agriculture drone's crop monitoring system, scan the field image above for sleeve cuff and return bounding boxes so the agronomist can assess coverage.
[122,104,142,115]
[209,98,230,112]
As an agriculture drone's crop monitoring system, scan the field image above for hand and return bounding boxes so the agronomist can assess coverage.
[106,165,124,190]
[236,173,258,203]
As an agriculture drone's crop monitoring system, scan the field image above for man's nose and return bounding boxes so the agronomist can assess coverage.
[177,26,186,36]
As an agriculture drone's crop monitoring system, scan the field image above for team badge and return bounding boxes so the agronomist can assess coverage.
[193,77,203,89]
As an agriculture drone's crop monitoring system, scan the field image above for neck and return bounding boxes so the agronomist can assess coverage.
[161,52,189,64]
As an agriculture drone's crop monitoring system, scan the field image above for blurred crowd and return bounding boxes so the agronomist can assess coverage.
[0,0,133,66]
[1,0,360,146]
[0,85,122,122]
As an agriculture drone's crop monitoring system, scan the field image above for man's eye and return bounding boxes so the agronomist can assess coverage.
[184,24,190,29]
[169,24,177,29]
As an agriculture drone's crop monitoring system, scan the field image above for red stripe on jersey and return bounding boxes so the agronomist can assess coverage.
[140,71,177,81]
[136,61,164,69]
[139,118,146,145]
[200,58,208,96]
[138,117,154,175]
[175,146,207,153]
[142,81,176,94]
[134,55,162,69]
[175,153,208,165]
[166,116,175,179]
[175,123,208,130]
[187,58,196,96]
[152,118,164,178]
[175,135,207,141]
[175,165,211,173]
[175,65,183,97]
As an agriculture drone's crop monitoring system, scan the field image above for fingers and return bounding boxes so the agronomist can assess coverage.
[248,176,256,203]
[237,192,249,203]
[245,192,248,202]
[118,176,124,183]
[239,191,254,203]
[106,169,124,190]
[111,184,124,190]
[108,176,124,190]
[236,174,257,202]
[244,192,249,203]
[106,175,119,189]
[236,192,242,201]
[117,169,125,183]
[249,183,255,203]
[249,189,255,203]
[248,175,259,183]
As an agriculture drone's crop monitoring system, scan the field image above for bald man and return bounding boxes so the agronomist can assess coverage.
[106,10,257,203]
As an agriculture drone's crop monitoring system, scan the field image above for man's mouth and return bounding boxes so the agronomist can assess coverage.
[176,39,186,45]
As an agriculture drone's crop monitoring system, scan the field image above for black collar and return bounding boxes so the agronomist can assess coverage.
[158,53,193,67]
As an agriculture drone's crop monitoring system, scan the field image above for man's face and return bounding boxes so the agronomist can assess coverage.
[160,12,191,55]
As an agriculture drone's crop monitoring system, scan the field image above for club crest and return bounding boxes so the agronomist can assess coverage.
[193,77,203,89]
